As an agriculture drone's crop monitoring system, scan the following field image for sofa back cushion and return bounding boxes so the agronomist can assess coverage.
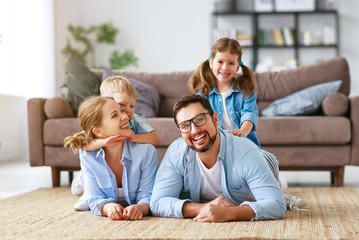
[254,57,350,113]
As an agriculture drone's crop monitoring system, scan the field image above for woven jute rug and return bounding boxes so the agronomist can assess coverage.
[0,187,358,240]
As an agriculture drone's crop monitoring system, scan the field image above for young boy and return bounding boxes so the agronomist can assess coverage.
[72,76,160,211]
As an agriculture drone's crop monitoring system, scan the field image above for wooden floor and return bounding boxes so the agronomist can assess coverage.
[0,160,359,199]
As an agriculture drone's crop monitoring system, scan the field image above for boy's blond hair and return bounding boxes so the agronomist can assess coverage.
[100,76,137,98]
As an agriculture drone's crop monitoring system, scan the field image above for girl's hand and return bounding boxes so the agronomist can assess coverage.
[231,128,249,137]
[103,134,128,147]
[231,121,253,138]
[123,205,143,220]
[103,203,125,221]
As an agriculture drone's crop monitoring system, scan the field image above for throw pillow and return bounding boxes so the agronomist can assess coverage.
[102,68,162,118]
[44,97,74,119]
[60,54,101,113]
[262,80,342,117]
[322,92,348,116]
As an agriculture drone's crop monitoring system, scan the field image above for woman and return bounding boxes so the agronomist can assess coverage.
[64,96,158,220]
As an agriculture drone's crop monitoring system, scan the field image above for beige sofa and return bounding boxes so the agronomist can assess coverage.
[27,57,359,187]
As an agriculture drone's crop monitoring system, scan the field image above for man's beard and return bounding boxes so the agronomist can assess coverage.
[189,130,217,153]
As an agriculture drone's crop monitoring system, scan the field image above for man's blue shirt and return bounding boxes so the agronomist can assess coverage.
[150,129,286,221]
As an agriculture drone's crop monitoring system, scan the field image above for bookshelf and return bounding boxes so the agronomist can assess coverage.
[212,10,339,70]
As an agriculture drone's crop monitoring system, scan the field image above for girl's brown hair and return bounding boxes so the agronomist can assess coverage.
[188,37,255,97]
[64,96,113,153]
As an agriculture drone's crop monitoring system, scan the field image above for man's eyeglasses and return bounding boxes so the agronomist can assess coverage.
[177,113,210,133]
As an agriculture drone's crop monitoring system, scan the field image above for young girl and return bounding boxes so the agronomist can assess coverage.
[64,96,158,220]
[188,37,307,210]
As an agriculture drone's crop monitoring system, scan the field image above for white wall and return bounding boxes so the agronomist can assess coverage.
[337,1,359,97]
[54,0,216,95]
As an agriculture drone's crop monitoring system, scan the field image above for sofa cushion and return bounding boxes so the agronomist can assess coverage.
[60,54,101,113]
[102,68,162,118]
[144,117,181,146]
[262,80,342,117]
[44,97,74,119]
[44,118,81,145]
[256,116,351,145]
[255,57,350,102]
[322,92,348,116]
[264,145,351,167]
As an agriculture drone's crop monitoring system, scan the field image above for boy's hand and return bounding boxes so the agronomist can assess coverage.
[103,134,128,147]
[119,129,135,141]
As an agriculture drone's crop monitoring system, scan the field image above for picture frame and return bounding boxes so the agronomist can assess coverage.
[254,0,273,12]
[275,0,315,12]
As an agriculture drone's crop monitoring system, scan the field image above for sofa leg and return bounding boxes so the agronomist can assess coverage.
[330,171,336,187]
[69,171,74,184]
[331,167,344,187]
[51,167,60,187]
[337,166,344,187]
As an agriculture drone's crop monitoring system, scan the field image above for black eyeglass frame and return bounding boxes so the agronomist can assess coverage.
[176,112,210,133]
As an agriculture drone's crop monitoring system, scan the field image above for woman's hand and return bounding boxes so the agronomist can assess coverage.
[123,205,143,220]
[102,203,125,221]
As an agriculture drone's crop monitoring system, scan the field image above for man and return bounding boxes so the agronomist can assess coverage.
[150,95,286,222]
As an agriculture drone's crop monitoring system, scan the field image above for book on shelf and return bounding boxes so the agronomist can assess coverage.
[214,29,253,46]
[236,33,253,46]
[282,27,293,46]
[273,28,285,46]
[257,28,295,46]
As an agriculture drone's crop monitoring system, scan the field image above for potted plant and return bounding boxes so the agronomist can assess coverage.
[62,22,138,69]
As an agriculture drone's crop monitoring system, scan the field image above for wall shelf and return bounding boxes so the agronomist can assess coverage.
[212,10,339,69]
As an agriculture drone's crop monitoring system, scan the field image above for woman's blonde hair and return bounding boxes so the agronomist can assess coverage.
[187,37,255,97]
[100,76,137,98]
[64,96,113,153]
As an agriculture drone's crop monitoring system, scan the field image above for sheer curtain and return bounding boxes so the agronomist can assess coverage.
[0,0,54,162]
[0,0,55,98]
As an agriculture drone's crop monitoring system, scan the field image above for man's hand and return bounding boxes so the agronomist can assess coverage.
[193,204,232,222]
[103,203,125,221]
[208,196,235,207]
[192,196,235,222]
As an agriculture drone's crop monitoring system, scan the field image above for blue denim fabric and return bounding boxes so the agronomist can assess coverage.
[199,81,260,146]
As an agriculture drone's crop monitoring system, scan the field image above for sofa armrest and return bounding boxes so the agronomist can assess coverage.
[27,98,47,166]
[350,95,359,165]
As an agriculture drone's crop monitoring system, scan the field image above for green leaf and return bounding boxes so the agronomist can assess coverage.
[109,50,138,70]
[96,22,118,44]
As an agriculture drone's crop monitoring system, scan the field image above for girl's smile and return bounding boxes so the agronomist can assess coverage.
[209,50,240,93]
